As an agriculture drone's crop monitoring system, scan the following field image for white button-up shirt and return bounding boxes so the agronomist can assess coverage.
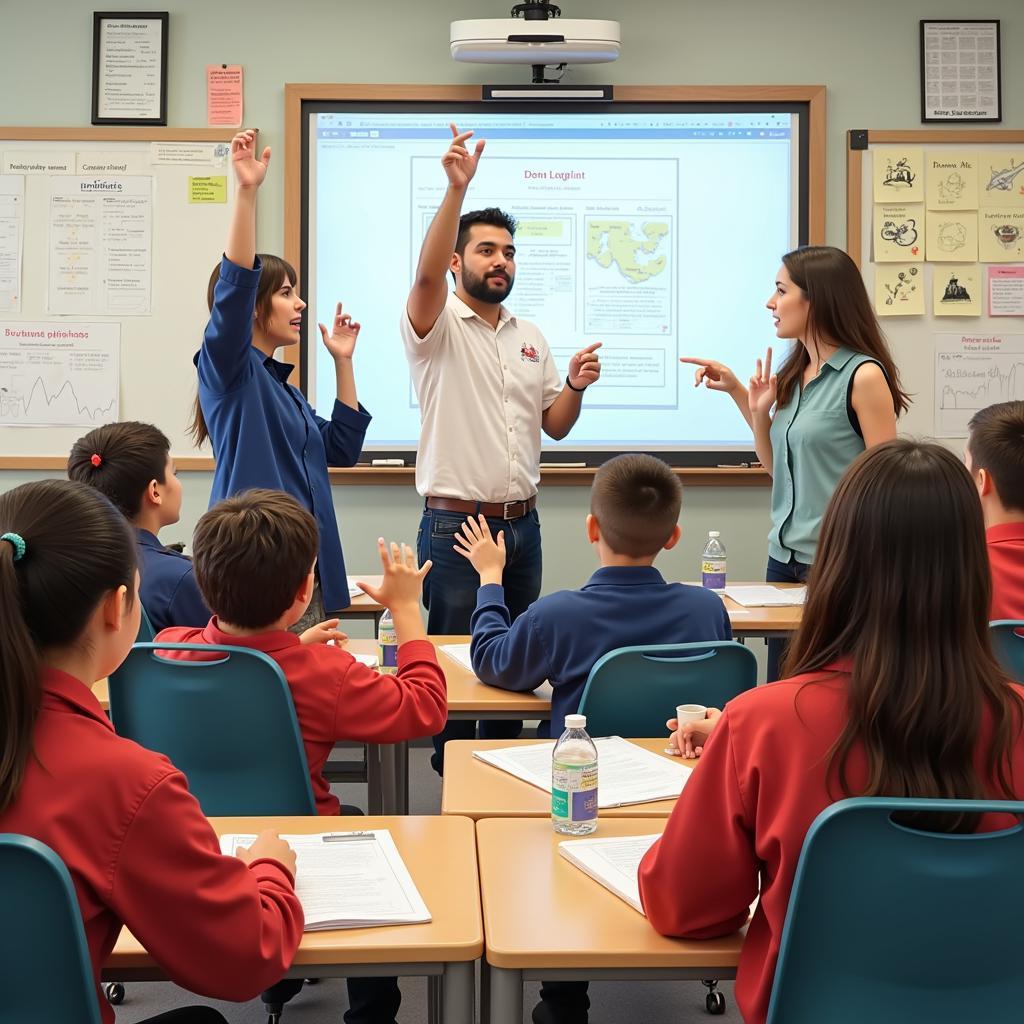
[401,293,562,502]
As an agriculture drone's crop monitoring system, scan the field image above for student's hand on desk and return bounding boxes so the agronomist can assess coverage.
[666,708,722,758]
[300,618,348,646]
[230,129,270,189]
[453,514,506,586]
[357,539,430,610]
[567,342,602,390]
[319,302,361,362]
[235,830,297,878]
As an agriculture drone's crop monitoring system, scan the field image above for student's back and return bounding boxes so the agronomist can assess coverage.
[640,441,1024,1024]
[0,480,302,1024]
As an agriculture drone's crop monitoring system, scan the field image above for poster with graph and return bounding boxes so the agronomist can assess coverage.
[0,321,119,427]
[934,332,1024,437]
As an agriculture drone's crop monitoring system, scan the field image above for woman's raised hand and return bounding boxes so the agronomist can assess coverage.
[230,129,270,189]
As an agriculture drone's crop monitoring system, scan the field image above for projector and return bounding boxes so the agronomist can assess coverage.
[451,18,621,64]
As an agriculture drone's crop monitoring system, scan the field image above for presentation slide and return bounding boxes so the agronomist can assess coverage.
[308,110,798,451]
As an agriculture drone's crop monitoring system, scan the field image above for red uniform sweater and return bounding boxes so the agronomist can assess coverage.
[156,620,447,814]
[638,663,1024,1024]
[988,522,1024,621]
[0,669,304,1023]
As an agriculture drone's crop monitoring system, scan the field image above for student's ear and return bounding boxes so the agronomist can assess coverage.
[976,467,994,498]
[295,569,315,606]
[450,251,462,278]
[662,524,682,551]
[100,585,129,632]
[585,513,600,544]
[142,478,161,509]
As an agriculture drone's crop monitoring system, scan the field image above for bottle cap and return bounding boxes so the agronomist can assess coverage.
[565,714,587,729]
[708,531,720,538]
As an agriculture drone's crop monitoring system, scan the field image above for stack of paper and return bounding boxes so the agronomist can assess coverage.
[473,736,691,807]
[722,585,807,607]
[219,830,431,930]
[558,834,660,914]
[439,642,474,672]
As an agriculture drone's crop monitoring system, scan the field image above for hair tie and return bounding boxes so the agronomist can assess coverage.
[90,453,102,467]
[0,532,26,562]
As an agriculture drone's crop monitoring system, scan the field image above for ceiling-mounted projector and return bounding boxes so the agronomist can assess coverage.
[451,1,620,65]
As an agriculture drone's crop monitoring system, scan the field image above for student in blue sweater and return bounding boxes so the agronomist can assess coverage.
[190,128,370,627]
[455,453,733,740]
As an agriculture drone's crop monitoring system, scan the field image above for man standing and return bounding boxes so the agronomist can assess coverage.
[402,124,601,773]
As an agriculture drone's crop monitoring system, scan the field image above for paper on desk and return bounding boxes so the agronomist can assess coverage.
[723,585,807,607]
[558,834,660,914]
[440,643,552,699]
[219,830,430,930]
[474,736,690,807]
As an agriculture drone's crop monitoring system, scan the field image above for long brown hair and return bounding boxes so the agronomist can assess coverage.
[0,480,137,812]
[189,254,299,447]
[784,439,1022,831]
[774,246,911,414]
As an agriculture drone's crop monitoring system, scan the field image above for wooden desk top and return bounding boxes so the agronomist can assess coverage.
[107,815,482,970]
[476,817,742,970]
[343,574,384,614]
[442,739,693,820]
[714,582,804,636]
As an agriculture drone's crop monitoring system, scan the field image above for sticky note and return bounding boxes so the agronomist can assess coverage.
[189,176,227,204]
[207,65,243,128]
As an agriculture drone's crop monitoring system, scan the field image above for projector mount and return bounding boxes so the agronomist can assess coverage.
[510,1,566,82]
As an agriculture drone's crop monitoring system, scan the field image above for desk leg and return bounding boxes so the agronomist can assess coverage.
[366,743,383,815]
[379,741,408,816]
[427,974,441,1024]
[442,961,474,1024]
[480,958,491,1024]
[396,740,409,815]
[488,966,522,1024]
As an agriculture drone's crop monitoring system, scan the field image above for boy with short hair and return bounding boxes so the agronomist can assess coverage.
[156,487,446,1024]
[965,400,1024,620]
[455,453,731,1024]
[69,421,210,632]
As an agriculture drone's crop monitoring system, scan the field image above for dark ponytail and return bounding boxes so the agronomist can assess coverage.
[0,480,137,812]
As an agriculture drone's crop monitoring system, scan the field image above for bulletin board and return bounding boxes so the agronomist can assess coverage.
[847,129,1024,441]
[0,127,234,468]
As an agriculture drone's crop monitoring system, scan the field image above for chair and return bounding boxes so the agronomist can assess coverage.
[0,834,102,1024]
[136,602,156,643]
[990,620,1024,684]
[577,641,757,738]
[765,797,1024,1024]
[108,642,316,816]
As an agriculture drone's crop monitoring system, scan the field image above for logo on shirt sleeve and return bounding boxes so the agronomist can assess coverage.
[520,341,539,363]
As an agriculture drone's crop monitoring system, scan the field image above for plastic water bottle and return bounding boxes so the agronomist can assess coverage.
[701,531,727,590]
[552,714,598,835]
[377,609,398,674]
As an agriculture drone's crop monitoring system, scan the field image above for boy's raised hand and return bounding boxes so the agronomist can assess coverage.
[230,128,270,189]
[299,618,348,646]
[453,514,506,586]
[357,539,430,610]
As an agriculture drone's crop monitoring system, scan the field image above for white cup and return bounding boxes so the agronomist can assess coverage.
[676,703,708,724]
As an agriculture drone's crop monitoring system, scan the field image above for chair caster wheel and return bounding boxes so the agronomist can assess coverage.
[706,990,726,1014]
[104,983,126,1006]
[304,977,320,985]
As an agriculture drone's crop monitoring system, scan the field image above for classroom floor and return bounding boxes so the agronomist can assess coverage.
[119,742,741,1024]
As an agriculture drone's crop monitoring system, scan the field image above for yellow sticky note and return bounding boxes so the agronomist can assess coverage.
[873,204,924,262]
[979,208,1024,262]
[873,148,924,204]
[926,152,978,210]
[926,211,978,262]
[979,152,1024,208]
[933,265,981,317]
[189,176,227,204]
[874,264,923,316]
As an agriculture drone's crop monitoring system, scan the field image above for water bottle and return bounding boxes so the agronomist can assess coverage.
[377,609,398,674]
[701,531,727,590]
[552,714,598,835]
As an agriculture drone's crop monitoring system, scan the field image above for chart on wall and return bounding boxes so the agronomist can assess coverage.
[934,332,1024,436]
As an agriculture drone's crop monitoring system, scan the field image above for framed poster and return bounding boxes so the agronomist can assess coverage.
[92,12,169,125]
[920,20,1000,123]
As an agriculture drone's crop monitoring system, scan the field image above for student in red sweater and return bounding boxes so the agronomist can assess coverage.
[639,440,1024,1024]
[965,400,1024,621]
[0,480,303,1024]
[156,487,446,1024]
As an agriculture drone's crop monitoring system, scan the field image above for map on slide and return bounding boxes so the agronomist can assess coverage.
[587,220,670,283]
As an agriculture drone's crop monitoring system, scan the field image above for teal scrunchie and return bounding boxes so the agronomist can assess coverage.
[1,532,26,562]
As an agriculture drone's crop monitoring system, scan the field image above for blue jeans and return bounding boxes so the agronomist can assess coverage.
[418,505,543,774]
[766,553,810,682]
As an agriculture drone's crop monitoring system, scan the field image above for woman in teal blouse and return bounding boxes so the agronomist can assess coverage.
[684,246,909,680]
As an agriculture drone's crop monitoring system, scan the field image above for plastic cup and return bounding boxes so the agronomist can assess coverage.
[665,704,708,755]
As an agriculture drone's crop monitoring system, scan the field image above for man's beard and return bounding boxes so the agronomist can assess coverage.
[462,267,514,303]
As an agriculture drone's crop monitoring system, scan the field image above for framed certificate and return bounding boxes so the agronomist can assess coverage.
[920,20,1001,123]
[92,12,169,125]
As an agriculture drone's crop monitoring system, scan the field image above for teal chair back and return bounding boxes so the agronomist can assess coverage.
[766,797,1024,1023]
[136,603,156,643]
[109,642,316,815]
[990,620,1024,684]
[0,834,102,1024]
[577,641,757,736]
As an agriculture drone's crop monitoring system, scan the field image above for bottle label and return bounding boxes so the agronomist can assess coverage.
[380,641,398,670]
[552,761,598,821]
[701,559,726,589]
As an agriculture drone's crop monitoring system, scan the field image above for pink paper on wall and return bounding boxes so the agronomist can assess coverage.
[988,265,1024,317]
[207,65,243,128]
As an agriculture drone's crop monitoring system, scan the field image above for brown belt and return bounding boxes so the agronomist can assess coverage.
[426,495,537,520]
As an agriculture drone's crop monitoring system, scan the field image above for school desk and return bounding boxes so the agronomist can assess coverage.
[441,738,695,820]
[103,814,482,1024]
[476,817,742,1024]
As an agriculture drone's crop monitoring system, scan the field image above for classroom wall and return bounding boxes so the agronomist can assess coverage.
[2,0,1021,601]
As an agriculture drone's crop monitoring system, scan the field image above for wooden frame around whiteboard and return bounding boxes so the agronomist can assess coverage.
[284,83,828,390]
[846,128,1024,267]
